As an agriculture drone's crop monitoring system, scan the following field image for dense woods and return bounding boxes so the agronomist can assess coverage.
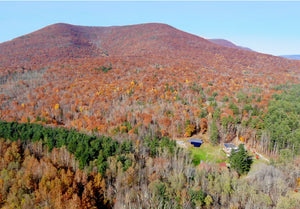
[0,120,176,173]
[262,84,300,155]
[0,121,299,208]
[0,23,300,208]
[0,139,109,208]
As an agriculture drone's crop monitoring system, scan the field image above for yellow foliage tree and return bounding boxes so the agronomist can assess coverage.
[54,104,60,110]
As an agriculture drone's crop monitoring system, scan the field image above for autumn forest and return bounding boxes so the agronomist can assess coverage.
[0,23,300,208]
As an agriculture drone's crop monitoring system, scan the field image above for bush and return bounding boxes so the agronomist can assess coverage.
[189,188,206,207]
[95,64,112,73]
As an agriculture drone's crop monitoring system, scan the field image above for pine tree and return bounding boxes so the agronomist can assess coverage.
[209,120,219,145]
[229,144,252,175]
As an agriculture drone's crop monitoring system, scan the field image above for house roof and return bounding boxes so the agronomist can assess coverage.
[187,139,203,143]
[224,143,238,149]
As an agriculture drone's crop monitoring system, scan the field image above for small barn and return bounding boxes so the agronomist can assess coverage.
[187,139,204,147]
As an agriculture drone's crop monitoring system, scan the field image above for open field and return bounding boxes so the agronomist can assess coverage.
[189,142,227,165]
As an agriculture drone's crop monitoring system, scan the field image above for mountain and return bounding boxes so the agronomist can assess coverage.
[1,22,300,138]
[0,23,106,73]
[208,38,253,51]
[280,55,300,60]
[1,23,299,76]
[1,22,300,209]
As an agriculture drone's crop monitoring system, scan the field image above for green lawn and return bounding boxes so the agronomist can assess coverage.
[189,143,227,165]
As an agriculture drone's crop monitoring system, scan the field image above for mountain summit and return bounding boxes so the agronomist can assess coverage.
[1,22,299,76]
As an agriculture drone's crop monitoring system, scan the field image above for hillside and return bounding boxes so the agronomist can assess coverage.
[1,23,299,75]
[0,23,106,74]
[1,22,300,208]
[1,22,300,144]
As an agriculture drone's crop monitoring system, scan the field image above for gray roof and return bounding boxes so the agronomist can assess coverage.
[224,143,238,149]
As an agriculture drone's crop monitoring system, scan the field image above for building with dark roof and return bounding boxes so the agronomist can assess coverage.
[187,139,203,147]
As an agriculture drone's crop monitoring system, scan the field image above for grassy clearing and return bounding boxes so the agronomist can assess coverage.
[189,142,227,165]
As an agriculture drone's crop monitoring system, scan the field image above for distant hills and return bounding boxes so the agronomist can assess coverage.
[208,39,253,51]
[280,55,300,60]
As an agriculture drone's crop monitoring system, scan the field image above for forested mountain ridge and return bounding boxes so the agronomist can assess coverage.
[0,23,300,208]
[1,23,300,149]
[1,23,300,75]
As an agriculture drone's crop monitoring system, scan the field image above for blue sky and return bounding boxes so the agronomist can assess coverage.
[0,1,300,55]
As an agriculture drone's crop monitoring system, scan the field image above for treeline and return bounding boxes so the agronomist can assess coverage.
[0,120,176,174]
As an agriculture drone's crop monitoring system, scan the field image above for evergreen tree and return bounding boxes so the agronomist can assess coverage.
[229,144,252,175]
[210,120,219,145]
